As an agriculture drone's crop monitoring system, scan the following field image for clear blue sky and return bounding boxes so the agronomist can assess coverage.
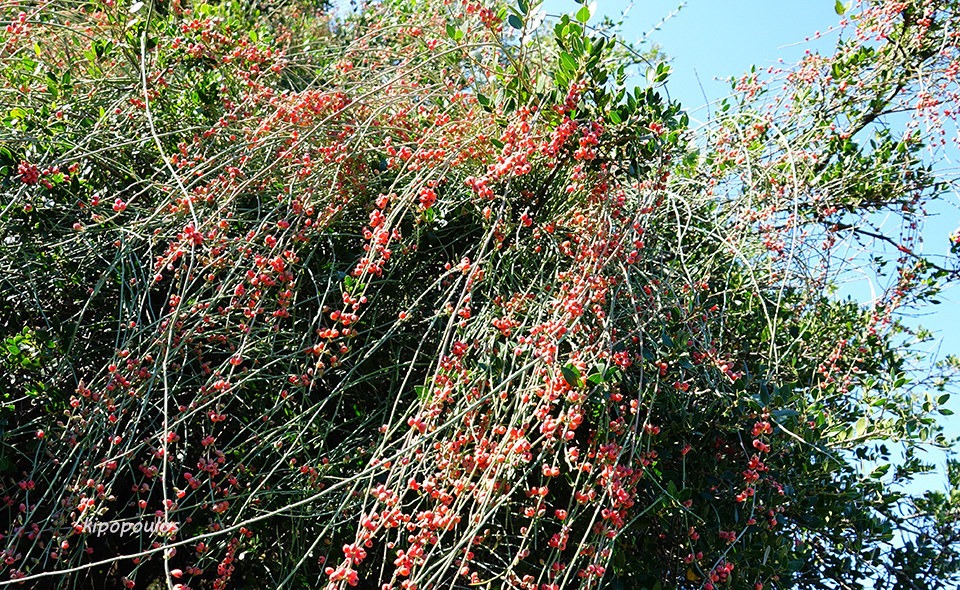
[546,0,959,486]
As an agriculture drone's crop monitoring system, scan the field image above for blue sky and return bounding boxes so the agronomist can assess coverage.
[544,0,959,485]
[583,1,839,111]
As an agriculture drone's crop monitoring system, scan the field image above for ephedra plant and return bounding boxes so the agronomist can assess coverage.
[0,0,959,588]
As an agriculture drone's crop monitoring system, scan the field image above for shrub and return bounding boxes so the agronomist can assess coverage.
[0,0,958,589]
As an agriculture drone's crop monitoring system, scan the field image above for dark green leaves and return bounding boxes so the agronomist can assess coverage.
[586,365,622,386]
[562,363,584,388]
[476,93,492,112]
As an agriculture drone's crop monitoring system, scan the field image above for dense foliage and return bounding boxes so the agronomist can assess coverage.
[1,0,959,588]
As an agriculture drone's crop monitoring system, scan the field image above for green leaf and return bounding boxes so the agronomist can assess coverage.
[445,24,464,41]
[591,36,605,56]
[587,369,604,385]
[662,331,674,348]
[554,69,569,89]
[561,364,583,388]
[535,74,548,95]
[507,14,523,29]
[477,93,492,112]
[653,62,671,84]
[518,0,528,15]
[853,416,868,438]
[937,394,950,405]
[646,66,657,85]
[559,51,577,73]
[575,5,590,23]
[834,0,848,15]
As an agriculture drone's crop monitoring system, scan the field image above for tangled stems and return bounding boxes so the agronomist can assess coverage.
[0,0,959,589]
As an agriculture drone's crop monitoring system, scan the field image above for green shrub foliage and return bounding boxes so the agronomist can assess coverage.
[0,0,958,588]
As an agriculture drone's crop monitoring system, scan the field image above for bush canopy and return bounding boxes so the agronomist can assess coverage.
[1,0,959,588]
